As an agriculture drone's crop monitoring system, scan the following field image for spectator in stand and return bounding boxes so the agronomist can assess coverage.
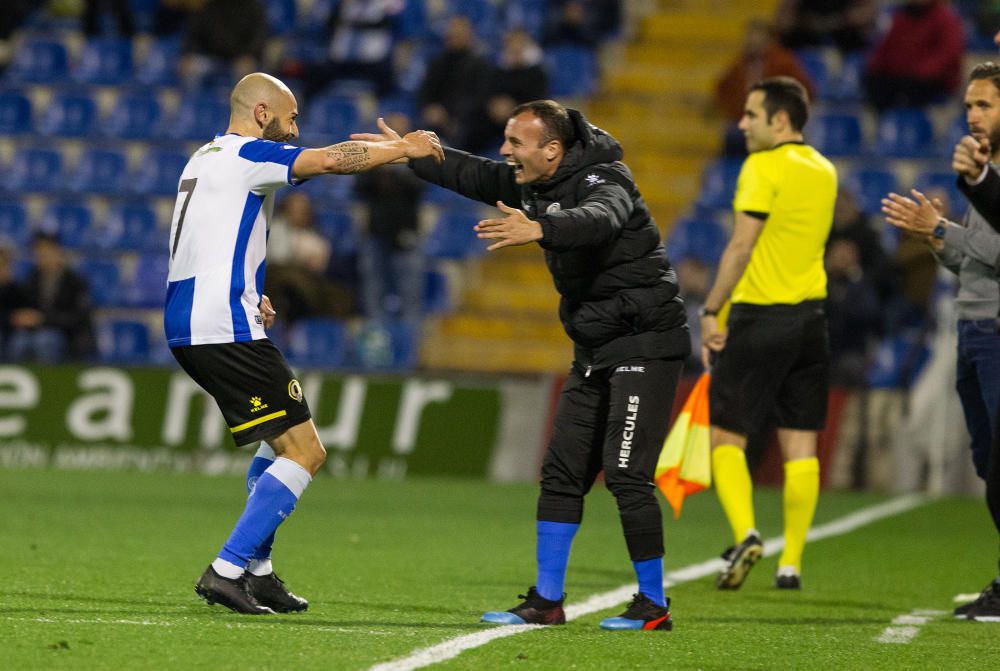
[467,28,551,156]
[775,0,878,53]
[8,232,95,362]
[862,0,964,113]
[0,0,34,73]
[825,238,882,386]
[542,0,621,49]
[828,185,891,290]
[266,192,354,323]
[83,0,136,36]
[180,0,268,89]
[0,244,25,359]
[713,20,816,154]
[418,15,492,152]
[355,113,428,324]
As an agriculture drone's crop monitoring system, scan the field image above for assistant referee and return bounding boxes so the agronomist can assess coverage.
[699,76,837,591]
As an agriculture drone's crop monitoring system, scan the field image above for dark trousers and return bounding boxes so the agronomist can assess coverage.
[956,320,1000,479]
[537,358,683,562]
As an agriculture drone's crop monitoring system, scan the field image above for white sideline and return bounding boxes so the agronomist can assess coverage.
[370,494,928,671]
[876,609,945,644]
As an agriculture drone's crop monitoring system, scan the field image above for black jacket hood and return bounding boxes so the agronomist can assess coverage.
[538,109,624,191]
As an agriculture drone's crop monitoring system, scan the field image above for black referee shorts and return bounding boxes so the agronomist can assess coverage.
[709,300,829,435]
[171,339,312,446]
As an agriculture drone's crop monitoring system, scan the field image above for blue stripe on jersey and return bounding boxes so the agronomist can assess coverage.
[230,192,264,342]
[164,276,196,347]
[238,139,305,184]
[254,258,266,308]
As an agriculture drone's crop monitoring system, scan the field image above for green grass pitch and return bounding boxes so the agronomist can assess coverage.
[1,468,997,670]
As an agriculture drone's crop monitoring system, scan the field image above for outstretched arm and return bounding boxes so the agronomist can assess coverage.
[292,118,443,179]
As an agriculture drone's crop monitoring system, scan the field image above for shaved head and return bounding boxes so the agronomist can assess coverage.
[228,72,299,142]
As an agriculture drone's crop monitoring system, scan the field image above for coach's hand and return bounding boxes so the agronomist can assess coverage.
[953,135,990,183]
[475,202,544,251]
[259,294,276,329]
[881,189,942,235]
[700,314,726,369]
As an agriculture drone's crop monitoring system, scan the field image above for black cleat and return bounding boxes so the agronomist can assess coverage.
[195,566,275,615]
[955,582,999,619]
[775,567,801,590]
[246,572,308,613]
[965,582,1000,622]
[600,593,673,631]
[481,586,566,625]
[717,531,764,590]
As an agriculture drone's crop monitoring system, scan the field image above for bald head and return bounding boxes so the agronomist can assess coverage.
[227,72,299,141]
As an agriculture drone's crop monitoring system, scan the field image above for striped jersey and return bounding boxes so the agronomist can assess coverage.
[164,134,304,347]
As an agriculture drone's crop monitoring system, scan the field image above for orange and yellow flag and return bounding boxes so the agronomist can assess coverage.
[655,372,712,518]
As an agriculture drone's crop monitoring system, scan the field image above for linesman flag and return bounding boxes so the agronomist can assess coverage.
[655,372,712,518]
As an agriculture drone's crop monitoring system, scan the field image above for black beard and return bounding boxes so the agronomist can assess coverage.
[263,118,290,142]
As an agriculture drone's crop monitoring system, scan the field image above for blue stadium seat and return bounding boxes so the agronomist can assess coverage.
[845,167,900,215]
[133,38,180,87]
[104,201,161,252]
[668,211,729,265]
[794,48,830,99]
[914,171,964,215]
[98,319,151,364]
[78,258,121,306]
[0,90,32,135]
[546,45,598,98]
[315,210,358,257]
[503,0,547,41]
[866,331,929,389]
[353,320,421,370]
[67,148,129,195]
[131,148,189,196]
[424,206,482,259]
[103,91,162,139]
[0,201,29,246]
[286,318,350,368]
[162,93,230,141]
[696,158,742,210]
[828,52,864,103]
[36,92,99,138]
[306,94,363,139]
[809,112,863,156]
[424,268,450,313]
[874,108,935,158]
[266,0,297,34]
[39,202,93,249]
[123,253,169,307]
[4,39,69,84]
[5,147,64,194]
[73,37,133,86]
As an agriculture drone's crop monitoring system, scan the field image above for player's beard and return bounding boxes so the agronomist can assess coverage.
[263,118,291,142]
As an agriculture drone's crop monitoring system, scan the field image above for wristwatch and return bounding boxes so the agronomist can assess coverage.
[932,217,947,240]
[699,307,719,317]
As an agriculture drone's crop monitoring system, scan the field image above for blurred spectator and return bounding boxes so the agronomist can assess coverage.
[972,2,1000,43]
[153,0,197,36]
[825,238,882,386]
[266,192,354,323]
[467,28,550,155]
[713,20,816,154]
[862,0,964,113]
[775,0,878,53]
[84,0,135,37]
[180,0,268,88]
[828,185,891,287]
[7,233,95,362]
[418,15,492,152]
[0,245,25,357]
[355,112,427,323]
[542,0,621,48]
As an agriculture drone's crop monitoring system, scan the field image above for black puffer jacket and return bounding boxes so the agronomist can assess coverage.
[410,109,689,370]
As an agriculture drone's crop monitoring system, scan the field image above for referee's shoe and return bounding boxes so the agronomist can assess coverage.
[480,587,566,625]
[246,572,308,612]
[717,531,764,589]
[195,565,276,614]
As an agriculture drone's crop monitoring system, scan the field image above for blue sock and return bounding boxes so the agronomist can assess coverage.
[633,557,665,607]
[218,457,311,568]
[245,443,276,560]
[535,521,579,601]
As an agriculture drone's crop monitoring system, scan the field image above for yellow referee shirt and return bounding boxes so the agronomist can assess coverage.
[731,141,837,305]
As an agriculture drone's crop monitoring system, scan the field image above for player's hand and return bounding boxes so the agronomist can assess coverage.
[259,294,276,329]
[881,189,939,235]
[475,201,544,251]
[953,135,990,182]
[700,314,726,369]
[401,129,444,163]
[349,116,401,143]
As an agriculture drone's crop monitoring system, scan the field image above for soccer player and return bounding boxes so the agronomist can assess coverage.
[166,72,443,614]
[355,100,689,631]
[699,77,836,590]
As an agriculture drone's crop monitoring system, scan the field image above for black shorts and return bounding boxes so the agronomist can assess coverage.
[171,339,312,446]
[709,301,829,435]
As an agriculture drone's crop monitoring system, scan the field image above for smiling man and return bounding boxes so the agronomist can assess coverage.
[366,99,689,631]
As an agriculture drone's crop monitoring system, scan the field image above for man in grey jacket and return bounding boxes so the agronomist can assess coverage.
[881,61,1000,621]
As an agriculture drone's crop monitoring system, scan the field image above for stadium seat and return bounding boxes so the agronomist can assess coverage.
[424,268,450,313]
[5,146,64,194]
[306,94,363,139]
[266,0,297,34]
[162,93,230,141]
[78,258,122,306]
[67,148,129,195]
[914,171,964,215]
[827,52,864,103]
[123,253,169,307]
[0,200,29,246]
[98,319,151,364]
[0,90,32,135]
[355,320,419,370]
[424,206,483,259]
[133,38,180,87]
[503,0,547,41]
[36,92,99,138]
[546,46,598,99]
[696,158,743,210]
[73,37,133,86]
[131,148,189,196]
[667,211,729,265]
[104,201,161,252]
[866,331,929,389]
[845,167,900,215]
[874,108,935,158]
[809,112,863,157]
[4,39,69,84]
[103,91,162,139]
[39,202,93,249]
[286,318,350,368]
[794,48,830,99]
[315,210,358,257]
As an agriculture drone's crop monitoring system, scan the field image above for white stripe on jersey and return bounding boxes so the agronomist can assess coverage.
[164,134,304,347]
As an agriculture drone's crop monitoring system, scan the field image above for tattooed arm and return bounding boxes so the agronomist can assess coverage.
[292,118,443,179]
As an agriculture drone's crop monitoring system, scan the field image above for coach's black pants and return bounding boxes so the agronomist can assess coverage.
[537,358,683,562]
